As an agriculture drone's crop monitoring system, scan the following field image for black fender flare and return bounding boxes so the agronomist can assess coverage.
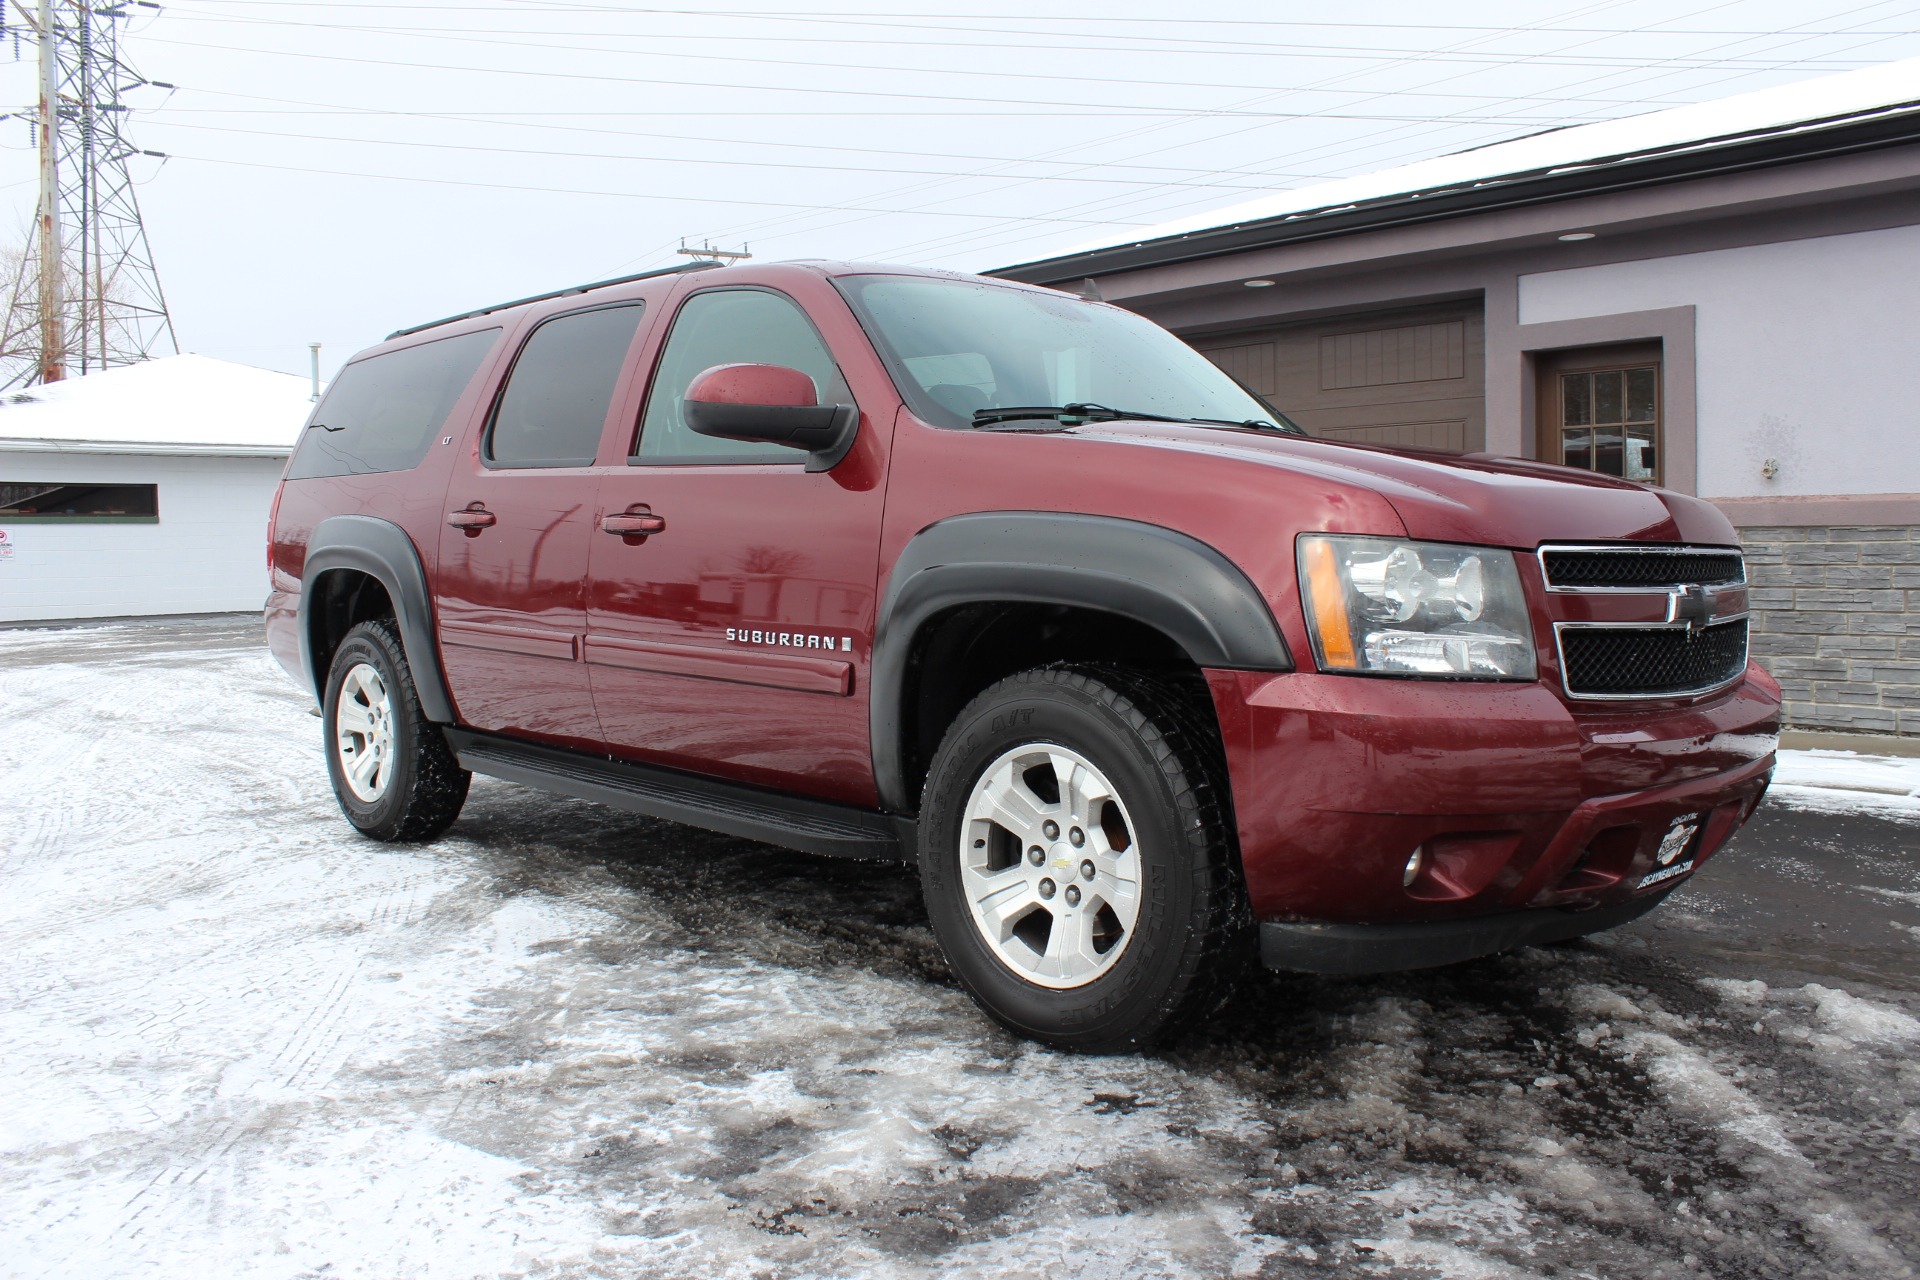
[299,515,456,723]
[870,511,1291,813]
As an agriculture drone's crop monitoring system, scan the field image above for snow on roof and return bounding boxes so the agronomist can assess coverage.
[0,354,315,457]
[1026,55,1920,265]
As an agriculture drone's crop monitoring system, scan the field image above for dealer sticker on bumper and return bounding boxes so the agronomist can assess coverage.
[1637,814,1703,890]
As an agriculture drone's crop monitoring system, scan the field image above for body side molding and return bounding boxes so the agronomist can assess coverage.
[871,511,1291,813]
[300,514,456,723]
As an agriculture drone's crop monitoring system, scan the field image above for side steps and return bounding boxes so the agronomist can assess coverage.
[443,727,910,860]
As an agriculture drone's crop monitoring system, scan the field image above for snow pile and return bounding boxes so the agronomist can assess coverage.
[1770,748,1920,817]
[0,353,314,455]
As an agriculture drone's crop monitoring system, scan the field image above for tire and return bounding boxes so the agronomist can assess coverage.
[322,618,470,842]
[917,665,1249,1052]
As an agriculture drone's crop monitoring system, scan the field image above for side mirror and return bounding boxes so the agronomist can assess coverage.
[683,363,857,473]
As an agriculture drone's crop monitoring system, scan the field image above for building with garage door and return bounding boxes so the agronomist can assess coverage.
[992,57,1920,741]
[0,354,315,623]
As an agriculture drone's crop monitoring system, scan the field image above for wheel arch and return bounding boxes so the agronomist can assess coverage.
[300,515,455,723]
[871,512,1290,814]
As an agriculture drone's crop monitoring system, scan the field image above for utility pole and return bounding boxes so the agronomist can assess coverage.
[6,0,177,390]
[309,342,321,401]
[676,239,752,266]
[36,0,64,384]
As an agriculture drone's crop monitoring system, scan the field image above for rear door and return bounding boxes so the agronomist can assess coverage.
[436,302,649,749]
[584,277,891,806]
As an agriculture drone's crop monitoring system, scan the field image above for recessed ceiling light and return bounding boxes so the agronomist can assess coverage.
[1558,232,1597,242]
[1244,278,1276,287]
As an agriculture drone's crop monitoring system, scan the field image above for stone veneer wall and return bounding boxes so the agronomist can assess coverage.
[1737,524,1920,737]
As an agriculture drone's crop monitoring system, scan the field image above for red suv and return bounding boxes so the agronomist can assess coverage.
[266,260,1779,1051]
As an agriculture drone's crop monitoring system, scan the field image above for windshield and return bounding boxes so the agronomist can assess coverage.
[836,273,1292,431]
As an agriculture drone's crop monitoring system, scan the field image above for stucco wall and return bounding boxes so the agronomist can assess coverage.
[1516,222,1920,501]
[0,452,285,622]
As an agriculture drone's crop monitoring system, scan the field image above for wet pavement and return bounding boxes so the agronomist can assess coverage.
[3,616,1917,1279]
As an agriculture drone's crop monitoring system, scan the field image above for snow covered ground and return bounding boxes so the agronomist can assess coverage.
[3,618,1918,1280]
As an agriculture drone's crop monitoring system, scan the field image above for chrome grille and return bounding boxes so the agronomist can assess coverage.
[1540,545,1745,591]
[1558,619,1749,699]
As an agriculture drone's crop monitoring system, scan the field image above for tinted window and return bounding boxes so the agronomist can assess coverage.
[488,304,645,468]
[636,289,848,463]
[0,481,157,520]
[287,328,498,480]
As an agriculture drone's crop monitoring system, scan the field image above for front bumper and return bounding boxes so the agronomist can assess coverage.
[1205,664,1780,966]
[1261,888,1671,975]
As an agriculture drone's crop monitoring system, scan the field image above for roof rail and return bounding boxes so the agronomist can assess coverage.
[385,260,725,340]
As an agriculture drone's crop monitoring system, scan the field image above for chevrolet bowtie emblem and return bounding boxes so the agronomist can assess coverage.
[1667,583,1713,634]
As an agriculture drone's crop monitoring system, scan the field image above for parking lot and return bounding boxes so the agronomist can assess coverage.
[4,617,1918,1279]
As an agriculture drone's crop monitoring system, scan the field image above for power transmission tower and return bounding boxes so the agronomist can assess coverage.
[2,0,177,388]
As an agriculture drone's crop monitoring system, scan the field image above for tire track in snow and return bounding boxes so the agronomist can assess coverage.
[1571,981,1916,1278]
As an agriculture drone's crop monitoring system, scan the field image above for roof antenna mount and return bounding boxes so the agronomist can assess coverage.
[1076,277,1104,302]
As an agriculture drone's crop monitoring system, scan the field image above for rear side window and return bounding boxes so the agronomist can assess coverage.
[287,328,499,480]
[635,289,848,464]
[487,304,646,468]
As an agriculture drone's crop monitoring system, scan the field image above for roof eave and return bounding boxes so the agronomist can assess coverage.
[992,103,1920,285]
[0,438,292,457]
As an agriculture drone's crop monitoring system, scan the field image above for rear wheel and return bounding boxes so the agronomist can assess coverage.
[918,666,1248,1052]
[323,619,469,841]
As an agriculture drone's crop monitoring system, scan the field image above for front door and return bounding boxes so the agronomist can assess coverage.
[436,302,648,749]
[585,284,889,806]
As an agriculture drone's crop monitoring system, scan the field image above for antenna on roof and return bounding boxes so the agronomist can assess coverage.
[677,239,752,266]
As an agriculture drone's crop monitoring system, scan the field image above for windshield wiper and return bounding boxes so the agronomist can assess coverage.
[973,403,1177,427]
[971,403,1286,431]
[1189,415,1297,433]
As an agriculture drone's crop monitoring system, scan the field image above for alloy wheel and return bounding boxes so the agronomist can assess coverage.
[335,662,395,802]
[959,743,1142,989]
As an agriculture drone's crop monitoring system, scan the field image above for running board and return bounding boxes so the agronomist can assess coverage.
[444,728,911,861]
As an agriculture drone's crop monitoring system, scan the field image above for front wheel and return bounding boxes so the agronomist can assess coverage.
[917,666,1249,1052]
[322,618,470,841]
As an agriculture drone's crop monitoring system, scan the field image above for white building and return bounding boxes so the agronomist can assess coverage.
[0,355,314,623]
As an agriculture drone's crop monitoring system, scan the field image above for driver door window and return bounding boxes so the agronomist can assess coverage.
[635,288,850,464]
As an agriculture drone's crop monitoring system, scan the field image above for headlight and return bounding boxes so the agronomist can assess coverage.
[1297,534,1537,679]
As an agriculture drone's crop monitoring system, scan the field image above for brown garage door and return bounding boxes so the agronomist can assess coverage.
[1189,302,1485,453]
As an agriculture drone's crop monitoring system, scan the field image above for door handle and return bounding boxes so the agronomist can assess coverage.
[601,508,666,538]
[447,505,496,532]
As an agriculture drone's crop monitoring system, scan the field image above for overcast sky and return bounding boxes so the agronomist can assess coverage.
[4,0,1918,379]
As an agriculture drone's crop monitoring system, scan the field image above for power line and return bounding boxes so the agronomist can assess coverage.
[152,9,1893,76]
[843,0,1882,261]
[696,0,1670,259]
[136,33,1715,120]
[162,151,1155,225]
[168,1,1920,32]
[143,92,1361,183]
[871,0,1920,262]
[144,119,1290,190]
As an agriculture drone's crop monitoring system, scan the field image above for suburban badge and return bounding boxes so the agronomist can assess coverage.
[726,628,854,652]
